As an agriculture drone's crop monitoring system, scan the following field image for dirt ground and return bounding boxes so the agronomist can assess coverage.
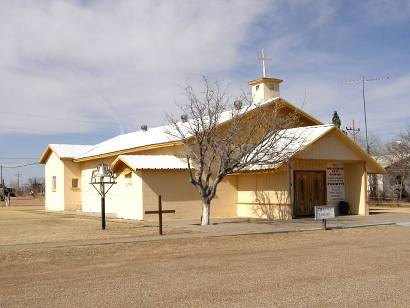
[1,225,410,307]
[0,200,187,246]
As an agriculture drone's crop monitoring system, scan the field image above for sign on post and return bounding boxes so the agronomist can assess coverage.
[315,205,335,230]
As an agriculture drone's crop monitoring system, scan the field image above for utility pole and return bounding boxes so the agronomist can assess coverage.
[0,164,3,185]
[345,76,390,154]
[346,119,360,142]
[15,172,21,191]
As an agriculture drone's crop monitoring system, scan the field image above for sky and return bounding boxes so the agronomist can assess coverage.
[0,0,409,184]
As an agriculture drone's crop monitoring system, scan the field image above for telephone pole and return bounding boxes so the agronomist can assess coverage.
[345,76,390,153]
[15,172,21,191]
[346,119,360,142]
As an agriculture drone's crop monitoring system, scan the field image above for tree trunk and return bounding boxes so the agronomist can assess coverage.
[201,200,211,226]
[399,181,403,201]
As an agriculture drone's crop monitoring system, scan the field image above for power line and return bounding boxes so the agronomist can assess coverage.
[346,119,360,142]
[1,162,39,169]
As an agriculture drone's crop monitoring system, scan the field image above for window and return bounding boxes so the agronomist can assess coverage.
[255,85,259,91]
[52,176,56,192]
[267,83,276,91]
[72,178,79,189]
[124,172,132,184]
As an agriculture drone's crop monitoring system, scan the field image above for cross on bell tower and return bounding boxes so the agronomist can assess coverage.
[249,49,282,103]
[257,48,272,77]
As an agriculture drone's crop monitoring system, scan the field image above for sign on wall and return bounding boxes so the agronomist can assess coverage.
[327,163,345,202]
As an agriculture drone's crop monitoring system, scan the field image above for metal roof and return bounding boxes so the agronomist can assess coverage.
[50,144,93,159]
[75,126,177,159]
[39,144,93,164]
[73,97,322,161]
[244,124,334,171]
[112,155,188,171]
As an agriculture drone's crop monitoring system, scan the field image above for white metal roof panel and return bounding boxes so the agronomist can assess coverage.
[75,126,178,159]
[74,98,288,160]
[49,144,93,159]
[114,155,188,170]
[244,124,334,171]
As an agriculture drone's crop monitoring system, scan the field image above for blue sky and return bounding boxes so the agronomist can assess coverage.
[0,0,409,184]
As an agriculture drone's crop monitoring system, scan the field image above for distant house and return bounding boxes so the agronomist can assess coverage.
[39,75,384,220]
[373,155,409,200]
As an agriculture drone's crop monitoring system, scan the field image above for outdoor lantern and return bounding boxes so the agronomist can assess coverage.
[90,163,117,230]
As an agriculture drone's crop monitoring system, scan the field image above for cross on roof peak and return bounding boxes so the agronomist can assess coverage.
[257,48,272,78]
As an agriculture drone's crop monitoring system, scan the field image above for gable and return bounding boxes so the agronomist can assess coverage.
[296,130,363,161]
[295,129,384,173]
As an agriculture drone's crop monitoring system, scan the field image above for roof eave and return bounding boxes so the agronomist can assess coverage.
[74,140,183,162]
[39,146,60,164]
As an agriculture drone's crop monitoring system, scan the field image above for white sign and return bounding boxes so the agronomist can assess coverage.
[315,206,335,220]
[327,163,345,202]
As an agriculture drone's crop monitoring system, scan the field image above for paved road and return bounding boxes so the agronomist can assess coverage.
[1,225,410,307]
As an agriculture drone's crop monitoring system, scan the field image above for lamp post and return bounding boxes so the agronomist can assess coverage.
[90,163,116,230]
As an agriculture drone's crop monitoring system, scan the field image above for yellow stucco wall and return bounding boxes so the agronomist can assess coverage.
[344,162,368,215]
[291,159,368,216]
[45,152,65,211]
[80,158,119,214]
[142,170,237,221]
[237,170,291,220]
[297,130,363,161]
[115,169,144,220]
[63,159,82,211]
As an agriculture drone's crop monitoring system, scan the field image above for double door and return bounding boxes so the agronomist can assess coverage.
[294,171,326,216]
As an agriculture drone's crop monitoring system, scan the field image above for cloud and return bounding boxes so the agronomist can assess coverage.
[0,0,269,134]
[359,0,410,25]
[0,0,408,143]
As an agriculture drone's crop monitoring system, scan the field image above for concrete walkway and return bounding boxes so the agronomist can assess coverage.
[162,208,410,237]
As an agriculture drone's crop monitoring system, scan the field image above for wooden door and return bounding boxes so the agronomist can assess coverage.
[294,171,326,216]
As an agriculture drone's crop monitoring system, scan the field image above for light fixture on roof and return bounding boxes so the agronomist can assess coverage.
[180,114,188,123]
[90,163,117,230]
[234,100,242,110]
[141,125,148,132]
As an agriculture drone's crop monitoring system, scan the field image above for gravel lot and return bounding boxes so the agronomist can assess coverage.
[1,225,410,307]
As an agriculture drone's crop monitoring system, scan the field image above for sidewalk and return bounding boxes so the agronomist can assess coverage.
[162,208,410,237]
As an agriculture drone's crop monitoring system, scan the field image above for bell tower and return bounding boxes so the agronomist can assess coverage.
[249,77,282,103]
[249,49,282,103]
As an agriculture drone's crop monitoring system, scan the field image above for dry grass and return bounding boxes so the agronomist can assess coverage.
[0,202,188,246]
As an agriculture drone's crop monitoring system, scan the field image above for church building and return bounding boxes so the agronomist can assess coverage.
[39,73,384,221]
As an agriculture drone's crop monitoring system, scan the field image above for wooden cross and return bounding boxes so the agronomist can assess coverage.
[144,195,175,235]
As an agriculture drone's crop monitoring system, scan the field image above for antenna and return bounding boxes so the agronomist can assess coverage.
[344,76,390,153]
[233,100,242,110]
[180,114,188,123]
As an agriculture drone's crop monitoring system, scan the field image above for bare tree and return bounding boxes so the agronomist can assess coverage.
[357,132,384,155]
[385,128,410,201]
[166,78,303,225]
[26,177,44,196]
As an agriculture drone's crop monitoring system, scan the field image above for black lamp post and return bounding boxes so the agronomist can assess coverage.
[90,163,116,230]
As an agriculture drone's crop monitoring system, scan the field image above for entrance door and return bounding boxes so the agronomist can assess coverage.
[294,171,326,216]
